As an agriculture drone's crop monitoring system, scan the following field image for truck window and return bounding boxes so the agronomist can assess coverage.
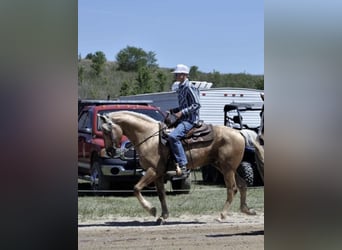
[78,111,92,130]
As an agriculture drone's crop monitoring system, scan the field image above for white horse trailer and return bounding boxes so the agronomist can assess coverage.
[120,82,263,127]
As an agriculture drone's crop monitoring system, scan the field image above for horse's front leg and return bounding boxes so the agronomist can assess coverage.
[154,176,168,225]
[134,167,158,217]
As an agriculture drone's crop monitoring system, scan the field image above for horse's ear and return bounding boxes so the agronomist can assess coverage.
[98,114,111,124]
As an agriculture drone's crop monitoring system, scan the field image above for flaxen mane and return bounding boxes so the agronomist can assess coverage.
[109,110,158,123]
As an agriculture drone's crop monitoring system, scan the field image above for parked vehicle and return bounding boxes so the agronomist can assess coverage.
[78,100,191,192]
[202,102,264,186]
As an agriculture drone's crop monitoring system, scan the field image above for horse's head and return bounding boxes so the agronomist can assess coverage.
[98,114,123,157]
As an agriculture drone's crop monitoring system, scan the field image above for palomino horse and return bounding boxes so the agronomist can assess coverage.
[99,111,260,224]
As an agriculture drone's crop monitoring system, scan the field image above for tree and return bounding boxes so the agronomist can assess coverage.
[189,65,199,80]
[90,51,107,76]
[116,46,158,72]
[84,52,107,75]
[120,81,131,96]
[254,77,264,90]
[135,67,154,93]
[78,65,85,84]
[146,51,158,69]
[85,53,93,60]
[155,70,168,92]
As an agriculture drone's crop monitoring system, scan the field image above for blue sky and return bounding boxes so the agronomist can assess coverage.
[78,0,264,74]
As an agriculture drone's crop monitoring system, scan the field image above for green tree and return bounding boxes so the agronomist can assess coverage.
[135,67,154,93]
[146,51,158,69]
[155,70,168,92]
[116,46,158,72]
[90,51,107,76]
[207,70,222,87]
[85,53,93,60]
[84,52,107,75]
[78,65,85,84]
[189,65,199,80]
[119,81,131,96]
[254,77,264,90]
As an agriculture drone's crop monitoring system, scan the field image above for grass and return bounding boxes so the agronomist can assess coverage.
[78,171,264,222]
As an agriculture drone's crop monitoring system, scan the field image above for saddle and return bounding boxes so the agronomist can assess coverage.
[160,122,214,146]
[183,122,214,144]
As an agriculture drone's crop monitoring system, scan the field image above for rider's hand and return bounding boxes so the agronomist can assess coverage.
[174,111,182,119]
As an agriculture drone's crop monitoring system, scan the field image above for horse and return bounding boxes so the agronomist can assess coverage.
[99,111,261,224]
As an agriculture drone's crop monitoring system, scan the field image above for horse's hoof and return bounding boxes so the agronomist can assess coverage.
[220,212,226,220]
[241,205,257,215]
[246,209,257,215]
[215,212,226,222]
[150,207,157,217]
[215,217,223,223]
[242,208,256,215]
[156,217,166,225]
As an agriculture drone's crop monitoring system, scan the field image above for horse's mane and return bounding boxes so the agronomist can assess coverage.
[108,110,159,124]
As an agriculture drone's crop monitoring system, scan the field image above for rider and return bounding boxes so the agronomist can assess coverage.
[167,64,201,175]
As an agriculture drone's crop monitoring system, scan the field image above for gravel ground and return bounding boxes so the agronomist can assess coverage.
[78,212,264,249]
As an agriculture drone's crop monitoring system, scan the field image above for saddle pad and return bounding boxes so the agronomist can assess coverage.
[160,122,214,145]
[183,123,214,144]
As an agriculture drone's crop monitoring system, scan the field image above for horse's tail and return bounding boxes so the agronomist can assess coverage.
[252,139,264,182]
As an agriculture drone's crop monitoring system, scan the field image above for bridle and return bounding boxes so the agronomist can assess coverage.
[102,127,118,157]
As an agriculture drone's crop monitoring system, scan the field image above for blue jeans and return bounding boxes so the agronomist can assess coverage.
[167,121,194,166]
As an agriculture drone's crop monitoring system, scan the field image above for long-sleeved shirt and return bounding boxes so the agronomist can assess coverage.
[171,79,201,124]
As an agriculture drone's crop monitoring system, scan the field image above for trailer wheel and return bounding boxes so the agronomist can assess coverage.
[237,161,254,186]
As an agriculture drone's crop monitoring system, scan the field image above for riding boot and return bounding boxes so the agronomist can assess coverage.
[175,163,187,176]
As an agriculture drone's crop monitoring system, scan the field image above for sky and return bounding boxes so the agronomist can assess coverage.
[78,0,264,75]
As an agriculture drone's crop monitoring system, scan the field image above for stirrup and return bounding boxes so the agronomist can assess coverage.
[175,164,187,176]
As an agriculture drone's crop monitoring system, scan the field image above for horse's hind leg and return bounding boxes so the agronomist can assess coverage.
[134,168,158,217]
[218,169,238,222]
[235,173,256,215]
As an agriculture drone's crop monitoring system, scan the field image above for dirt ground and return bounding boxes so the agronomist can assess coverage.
[78,212,264,249]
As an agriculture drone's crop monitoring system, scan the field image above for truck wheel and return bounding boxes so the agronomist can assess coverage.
[171,176,191,194]
[90,159,110,190]
[237,162,254,186]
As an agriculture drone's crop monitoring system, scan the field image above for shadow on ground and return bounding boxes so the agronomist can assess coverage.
[78,220,206,227]
[206,230,264,237]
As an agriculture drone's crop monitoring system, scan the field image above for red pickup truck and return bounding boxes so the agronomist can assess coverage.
[78,100,191,192]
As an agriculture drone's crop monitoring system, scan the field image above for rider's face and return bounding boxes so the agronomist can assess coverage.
[174,73,186,82]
